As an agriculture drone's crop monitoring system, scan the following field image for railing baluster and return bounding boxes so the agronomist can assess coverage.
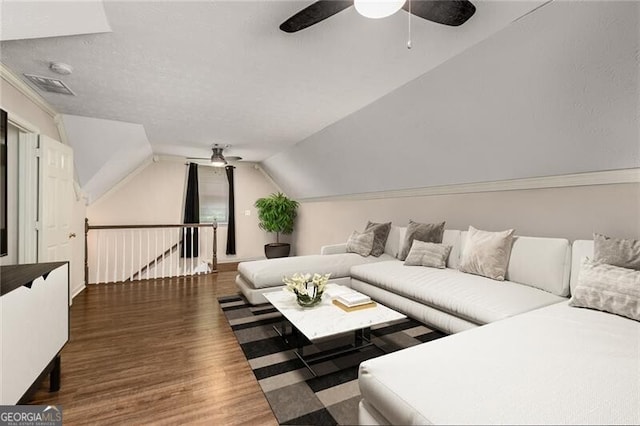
[162,229,166,279]
[130,231,134,282]
[169,229,174,278]
[182,230,185,276]
[154,228,158,280]
[113,231,118,283]
[122,231,127,282]
[146,230,150,280]
[96,231,102,285]
[202,227,207,275]
[139,229,142,281]
[105,232,110,284]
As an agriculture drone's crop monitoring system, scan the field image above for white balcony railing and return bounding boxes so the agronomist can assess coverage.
[85,220,218,284]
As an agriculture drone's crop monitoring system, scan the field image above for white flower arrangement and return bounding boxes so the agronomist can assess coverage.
[282,273,331,307]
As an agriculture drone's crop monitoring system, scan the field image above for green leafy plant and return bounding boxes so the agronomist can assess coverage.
[254,192,300,243]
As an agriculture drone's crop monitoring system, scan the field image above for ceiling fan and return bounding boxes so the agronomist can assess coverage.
[186,144,243,168]
[279,0,476,33]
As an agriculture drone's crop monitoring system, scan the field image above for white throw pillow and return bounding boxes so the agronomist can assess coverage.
[459,226,515,281]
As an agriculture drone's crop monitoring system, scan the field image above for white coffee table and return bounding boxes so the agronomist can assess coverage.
[263,284,406,376]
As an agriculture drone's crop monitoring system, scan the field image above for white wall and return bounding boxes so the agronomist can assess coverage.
[87,159,282,265]
[1,74,86,299]
[293,183,640,256]
[263,1,639,199]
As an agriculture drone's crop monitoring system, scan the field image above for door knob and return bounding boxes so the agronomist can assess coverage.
[69,232,77,239]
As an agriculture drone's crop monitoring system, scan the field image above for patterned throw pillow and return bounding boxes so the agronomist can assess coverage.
[459,226,515,281]
[346,231,374,257]
[398,220,446,261]
[404,241,452,269]
[569,259,640,321]
[364,221,392,257]
[594,233,640,270]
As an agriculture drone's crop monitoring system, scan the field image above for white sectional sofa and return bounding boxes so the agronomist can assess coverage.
[235,227,639,424]
[358,240,640,425]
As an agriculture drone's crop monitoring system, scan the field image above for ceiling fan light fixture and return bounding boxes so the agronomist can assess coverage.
[354,0,406,19]
[210,146,228,167]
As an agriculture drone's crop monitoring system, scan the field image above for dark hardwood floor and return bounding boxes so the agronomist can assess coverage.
[30,271,278,425]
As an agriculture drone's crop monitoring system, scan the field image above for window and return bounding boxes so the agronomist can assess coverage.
[198,166,228,223]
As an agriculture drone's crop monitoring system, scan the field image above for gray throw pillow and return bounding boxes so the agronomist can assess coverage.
[399,220,445,261]
[346,231,374,257]
[364,221,392,257]
[594,233,640,270]
[569,259,640,321]
[459,226,515,281]
[404,241,452,269]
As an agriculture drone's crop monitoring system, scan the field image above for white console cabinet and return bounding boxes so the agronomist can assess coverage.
[0,262,69,404]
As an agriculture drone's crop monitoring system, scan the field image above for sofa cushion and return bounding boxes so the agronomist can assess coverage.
[238,253,395,289]
[346,230,374,256]
[570,259,640,321]
[358,302,640,425]
[404,241,452,269]
[350,261,565,325]
[399,221,445,261]
[459,226,515,281]
[571,240,594,294]
[505,235,572,296]
[364,221,392,257]
[594,233,640,270]
[442,230,462,269]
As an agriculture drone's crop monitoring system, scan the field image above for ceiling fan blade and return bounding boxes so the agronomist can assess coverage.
[280,0,354,33]
[404,0,476,27]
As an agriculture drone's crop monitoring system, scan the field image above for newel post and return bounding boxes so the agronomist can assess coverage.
[84,218,89,286]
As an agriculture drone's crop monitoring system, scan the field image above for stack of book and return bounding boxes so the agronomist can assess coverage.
[332,289,376,312]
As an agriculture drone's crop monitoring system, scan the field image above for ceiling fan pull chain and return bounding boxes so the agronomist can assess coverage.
[407,0,412,49]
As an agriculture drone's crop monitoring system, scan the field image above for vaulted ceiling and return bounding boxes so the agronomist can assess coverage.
[4,1,636,202]
[1,0,547,162]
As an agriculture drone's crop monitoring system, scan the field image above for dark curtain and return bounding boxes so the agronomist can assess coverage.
[225,165,236,255]
[182,163,199,257]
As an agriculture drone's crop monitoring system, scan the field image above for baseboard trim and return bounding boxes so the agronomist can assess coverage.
[71,284,86,301]
[217,262,239,272]
[299,168,640,203]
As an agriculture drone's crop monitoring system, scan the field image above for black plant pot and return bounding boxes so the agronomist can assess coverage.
[265,243,290,259]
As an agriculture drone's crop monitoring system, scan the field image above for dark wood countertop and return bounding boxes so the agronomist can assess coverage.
[1,262,68,296]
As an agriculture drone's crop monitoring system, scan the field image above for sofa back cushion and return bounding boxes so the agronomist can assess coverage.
[570,240,594,294]
[442,230,462,269]
[505,236,571,296]
[461,232,571,296]
[384,226,404,258]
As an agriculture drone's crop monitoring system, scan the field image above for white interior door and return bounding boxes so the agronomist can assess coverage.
[39,135,74,262]
[17,131,39,264]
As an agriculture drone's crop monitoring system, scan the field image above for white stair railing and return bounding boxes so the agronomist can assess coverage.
[84,220,218,284]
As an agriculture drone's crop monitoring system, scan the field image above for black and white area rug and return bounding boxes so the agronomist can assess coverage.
[218,295,446,425]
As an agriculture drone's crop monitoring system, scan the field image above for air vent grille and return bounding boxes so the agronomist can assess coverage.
[24,74,75,96]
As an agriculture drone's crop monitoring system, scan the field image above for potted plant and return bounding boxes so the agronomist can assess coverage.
[254,192,300,258]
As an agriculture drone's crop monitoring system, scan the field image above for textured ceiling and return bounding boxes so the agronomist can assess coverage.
[1,1,545,161]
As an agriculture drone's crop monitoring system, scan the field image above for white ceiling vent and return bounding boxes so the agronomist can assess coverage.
[24,74,76,96]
